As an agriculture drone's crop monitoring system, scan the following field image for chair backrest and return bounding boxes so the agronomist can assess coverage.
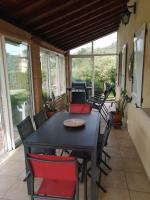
[33,110,47,129]
[97,113,112,151]
[69,103,92,113]
[27,154,76,181]
[100,103,110,122]
[17,116,35,142]
[101,113,112,147]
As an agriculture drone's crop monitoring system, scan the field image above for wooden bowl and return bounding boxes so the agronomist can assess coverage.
[64,119,86,127]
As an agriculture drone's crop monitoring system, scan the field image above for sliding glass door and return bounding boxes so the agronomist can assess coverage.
[0,94,6,155]
[4,39,33,144]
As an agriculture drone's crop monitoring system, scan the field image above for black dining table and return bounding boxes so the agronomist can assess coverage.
[24,111,100,200]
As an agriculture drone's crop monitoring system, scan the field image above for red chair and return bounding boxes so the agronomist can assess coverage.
[69,103,92,113]
[27,154,78,200]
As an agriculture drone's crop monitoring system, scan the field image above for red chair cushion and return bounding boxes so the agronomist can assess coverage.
[37,179,76,198]
[70,103,92,113]
[28,154,76,181]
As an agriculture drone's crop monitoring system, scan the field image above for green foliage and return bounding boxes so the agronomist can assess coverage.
[10,91,28,108]
[44,91,56,112]
[115,90,132,114]
[72,55,116,94]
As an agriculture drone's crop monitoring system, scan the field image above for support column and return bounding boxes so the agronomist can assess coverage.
[31,42,42,112]
[65,52,71,102]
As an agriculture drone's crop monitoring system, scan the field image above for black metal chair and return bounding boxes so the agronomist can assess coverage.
[71,112,113,195]
[17,116,55,155]
[33,110,47,129]
[17,116,54,182]
[88,84,115,122]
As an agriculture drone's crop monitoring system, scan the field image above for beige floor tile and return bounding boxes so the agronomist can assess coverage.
[120,147,139,159]
[0,175,19,198]
[117,138,134,148]
[102,171,127,189]
[4,180,30,200]
[0,160,25,177]
[126,172,150,192]
[130,191,150,200]
[8,150,25,162]
[108,131,117,140]
[99,188,130,200]
[116,132,131,140]
[104,147,122,158]
[0,128,150,200]
[107,137,119,147]
[123,157,144,173]
[108,157,124,171]
[79,183,84,200]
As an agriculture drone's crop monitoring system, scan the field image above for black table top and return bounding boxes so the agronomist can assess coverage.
[24,112,100,151]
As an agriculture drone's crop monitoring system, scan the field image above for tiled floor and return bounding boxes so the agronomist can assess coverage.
[0,128,150,200]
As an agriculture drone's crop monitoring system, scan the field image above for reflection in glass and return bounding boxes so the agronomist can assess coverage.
[5,39,32,143]
[94,56,116,96]
[50,54,58,97]
[40,51,49,102]
[72,58,92,87]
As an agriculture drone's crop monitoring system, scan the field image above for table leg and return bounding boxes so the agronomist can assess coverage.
[24,145,31,195]
[91,149,97,200]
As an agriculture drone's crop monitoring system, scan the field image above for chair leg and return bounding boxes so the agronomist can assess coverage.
[76,163,79,200]
[87,165,108,177]
[23,171,31,182]
[97,167,107,193]
[101,159,112,170]
[103,150,111,159]
[87,166,107,193]
[96,181,107,193]
[87,168,107,192]
[84,161,88,200]
[98,165,108,176]
[80,160,86,183]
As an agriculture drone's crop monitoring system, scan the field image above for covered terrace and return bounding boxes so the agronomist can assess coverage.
[0,0,150,200]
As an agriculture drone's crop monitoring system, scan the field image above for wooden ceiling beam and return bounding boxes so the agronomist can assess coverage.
[45,14,121,43]
[40,4,123,38]
[0,0,31,10]
[60,27,118,49]
[20,0,78,26]
[0,0,36,20]
[37,0,124,35]
[53,27,118,50]
[33,0,123,33]
[59,28,118,51]
[25,0,106,29]
[53,23,119,48]
[12,0,49,18]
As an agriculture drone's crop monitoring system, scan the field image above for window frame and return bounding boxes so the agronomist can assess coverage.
[40,48,66,100]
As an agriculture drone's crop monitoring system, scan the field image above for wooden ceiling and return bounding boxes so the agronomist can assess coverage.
[0,0,128,51]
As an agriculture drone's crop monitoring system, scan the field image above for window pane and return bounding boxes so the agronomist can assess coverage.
[40,51,49,102]
[72,57,92,86]
[50,54,58,97]
[58,55,66,94]
[94,55,116,96]
[5,39,32,142]
[70,42,92,55]
[93,32,117,54]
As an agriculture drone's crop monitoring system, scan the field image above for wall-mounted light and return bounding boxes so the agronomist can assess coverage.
[121,2,136,25]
